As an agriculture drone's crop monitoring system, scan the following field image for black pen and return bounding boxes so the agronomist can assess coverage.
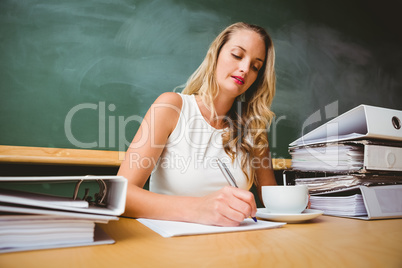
[216,159,258,222]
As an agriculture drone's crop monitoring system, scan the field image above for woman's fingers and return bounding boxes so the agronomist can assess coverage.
[198,186,257,226]
[229,187,257,217]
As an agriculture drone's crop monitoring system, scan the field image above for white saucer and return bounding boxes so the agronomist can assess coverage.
[256,208,324,223]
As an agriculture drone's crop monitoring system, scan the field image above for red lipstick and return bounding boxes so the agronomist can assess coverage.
[232,76,244,85]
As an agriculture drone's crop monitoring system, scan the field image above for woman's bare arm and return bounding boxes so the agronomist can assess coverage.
[118,92,257,226]
[254,146,277,203]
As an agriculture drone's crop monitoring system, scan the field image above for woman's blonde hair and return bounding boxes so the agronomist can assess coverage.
[182,22,276,188]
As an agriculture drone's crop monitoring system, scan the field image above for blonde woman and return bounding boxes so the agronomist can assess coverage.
[118,22,277,226]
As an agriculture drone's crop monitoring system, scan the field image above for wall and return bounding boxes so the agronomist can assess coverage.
[1,0,401,158]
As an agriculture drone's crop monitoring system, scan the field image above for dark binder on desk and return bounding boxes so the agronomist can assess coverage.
[290,105,402,147]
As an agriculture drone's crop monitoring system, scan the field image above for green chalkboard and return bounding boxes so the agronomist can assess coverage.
[1,0,401,158]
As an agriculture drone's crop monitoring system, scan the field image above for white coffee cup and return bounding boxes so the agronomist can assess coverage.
[262,185,308,214]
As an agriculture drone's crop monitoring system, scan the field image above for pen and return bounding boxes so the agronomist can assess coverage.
[216,159,258,223]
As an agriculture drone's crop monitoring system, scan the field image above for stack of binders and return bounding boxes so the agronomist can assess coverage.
[0,176,127,253]
[288,105,402,220]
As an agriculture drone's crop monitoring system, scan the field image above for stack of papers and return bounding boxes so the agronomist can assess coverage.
[290,143,364,172]
[289,105,402,220]
[0,204,117,253]
[295,174,402,194]
[310,194,367,217]
[0,215,95,249]
[137,218,286,238]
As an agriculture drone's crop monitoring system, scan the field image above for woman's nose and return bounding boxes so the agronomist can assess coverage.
[239,60,250,73]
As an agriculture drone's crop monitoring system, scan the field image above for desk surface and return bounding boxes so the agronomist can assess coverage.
[1,216,401,268]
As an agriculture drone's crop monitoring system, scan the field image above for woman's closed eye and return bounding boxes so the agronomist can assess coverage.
[252,65,259,71]
[231,52,261,72]
[231,53,241,59]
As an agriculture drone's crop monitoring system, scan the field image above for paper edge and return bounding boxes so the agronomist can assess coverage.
[0,224,114,254]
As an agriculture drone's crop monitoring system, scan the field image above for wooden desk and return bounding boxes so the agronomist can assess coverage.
[0,216,401,268]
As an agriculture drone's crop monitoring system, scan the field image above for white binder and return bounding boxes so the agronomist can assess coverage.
[363,144,402,172]
[290,105,402,147]
[357,185,402,220]
[309,185,402,220]
[0,175,127,216]
[290,140,402,172]
[0,176,127,253]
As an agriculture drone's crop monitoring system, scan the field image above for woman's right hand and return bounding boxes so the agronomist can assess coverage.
[193,186,257,227]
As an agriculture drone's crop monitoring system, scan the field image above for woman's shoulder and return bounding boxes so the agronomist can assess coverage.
[150,92,184,134]
[154,92,183,111]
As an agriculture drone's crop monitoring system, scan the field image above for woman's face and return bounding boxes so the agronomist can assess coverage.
[215,29,266,100]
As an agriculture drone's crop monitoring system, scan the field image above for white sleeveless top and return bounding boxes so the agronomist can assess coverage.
[149,93,248,197]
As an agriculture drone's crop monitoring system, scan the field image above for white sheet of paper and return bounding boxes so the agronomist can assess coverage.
[137,218,286,238]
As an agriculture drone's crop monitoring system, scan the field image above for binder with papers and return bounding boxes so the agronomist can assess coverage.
[290,104,402,147]
[290,140,402,173]
[290,104,402,220]
[0,175,127,253]
[294,173,402,195]
[308,185,402,220]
